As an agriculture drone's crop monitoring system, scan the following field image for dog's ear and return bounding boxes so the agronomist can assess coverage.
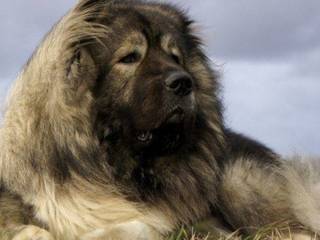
[60,0,109,92]
[67,47,98,90]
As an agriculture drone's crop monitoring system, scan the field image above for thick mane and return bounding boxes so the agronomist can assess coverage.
[0,1,111,188]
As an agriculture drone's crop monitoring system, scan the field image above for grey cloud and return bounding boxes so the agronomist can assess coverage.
[0,0,76,79]
[291,46,320,78]
[221,60,320,155]
[168,0,320,60]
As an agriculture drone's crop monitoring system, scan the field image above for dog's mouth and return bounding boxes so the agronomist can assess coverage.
[136,107,185,144]
[100,106,194,156]
[133,106,192,155]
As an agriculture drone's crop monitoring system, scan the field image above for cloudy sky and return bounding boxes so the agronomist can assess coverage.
[0,0,319,155]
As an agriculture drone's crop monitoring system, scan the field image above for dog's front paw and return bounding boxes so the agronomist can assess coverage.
[80,221,163,240]
[12,225,54,240]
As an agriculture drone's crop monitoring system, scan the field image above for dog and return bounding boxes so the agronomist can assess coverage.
[0,0,319,239]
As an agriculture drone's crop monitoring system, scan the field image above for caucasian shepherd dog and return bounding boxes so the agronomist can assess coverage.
[0,0,319,239]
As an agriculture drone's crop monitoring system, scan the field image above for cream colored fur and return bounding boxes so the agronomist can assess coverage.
[283,157,320,232]
[29,178,171,239]
[219,156,320,234]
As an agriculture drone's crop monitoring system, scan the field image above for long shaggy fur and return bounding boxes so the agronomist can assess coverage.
[0,0,319,239]
[218,156,320,232]
[284,157,320,232]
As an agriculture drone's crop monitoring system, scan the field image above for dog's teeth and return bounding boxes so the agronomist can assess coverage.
[137,132,153,142]
[103,127,112,139]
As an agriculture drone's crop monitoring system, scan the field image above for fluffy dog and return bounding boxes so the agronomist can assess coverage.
[0,0,319,239]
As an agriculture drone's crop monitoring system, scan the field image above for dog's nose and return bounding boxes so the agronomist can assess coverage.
[165,72,193,96]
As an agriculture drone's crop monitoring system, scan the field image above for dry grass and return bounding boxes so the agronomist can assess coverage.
[169,221,319,240]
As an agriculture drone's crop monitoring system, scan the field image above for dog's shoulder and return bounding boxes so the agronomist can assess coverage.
[224,129,279,166]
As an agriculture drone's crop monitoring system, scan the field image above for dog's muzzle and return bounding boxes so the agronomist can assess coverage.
[165,71,194,97]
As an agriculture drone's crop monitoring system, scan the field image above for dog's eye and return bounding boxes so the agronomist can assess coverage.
[119,52,140,64]
[171,53,181,65]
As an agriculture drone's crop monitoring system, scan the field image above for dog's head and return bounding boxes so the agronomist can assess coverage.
[74,1,223,158]
[7,0,224,183]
